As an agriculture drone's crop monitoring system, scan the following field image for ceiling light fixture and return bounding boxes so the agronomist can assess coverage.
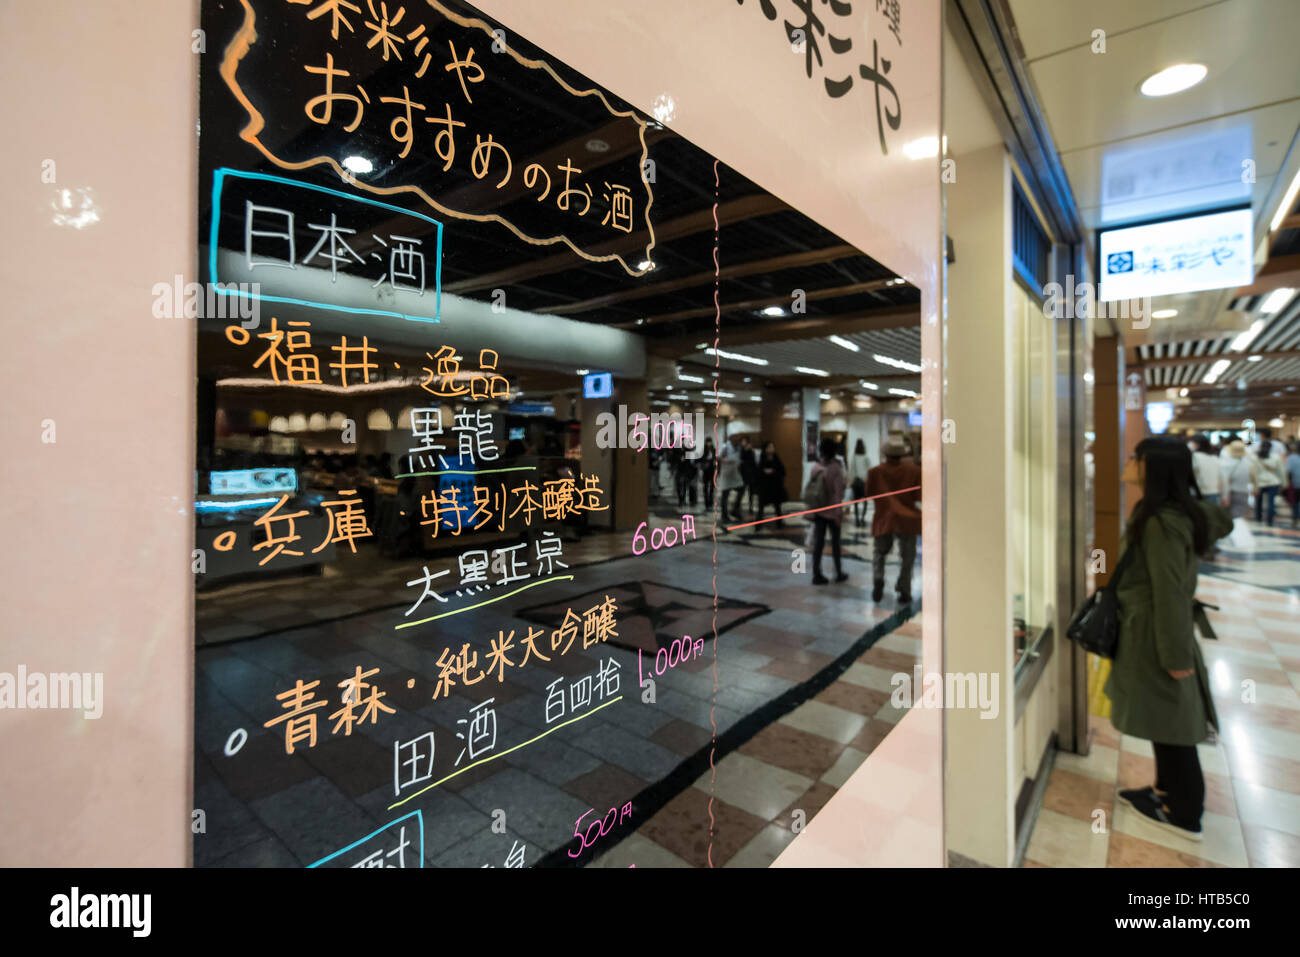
[1152,308,1178,319]
[705,347,769,366]
[637,260,655,271]
[342,155,373,174]
[1139,63,1207,97]
[889,388,919,397]
[1270,169,1300,232]
[677,373,704,383]
[828,335,860,352]
[668,393,690,400]
[795,366,829,377]
[761,306,786,317]
[1203,358,1231,384]
[860,380,879,390]
[1247,354,1263,362]
[902,136,941,159]
[1229,319,1265,352]
[820,393,832,400]
[1258,287,1295,315]
[872,353,923,372]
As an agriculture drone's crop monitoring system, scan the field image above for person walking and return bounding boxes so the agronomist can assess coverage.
[699,437,717,511]
[807,436,847,585]
[866,436,922,604]
[1285,440,1300,527]
[717,434,745,525]
[1219,439,1257,519]
[1108,436,1233,842]
[739,436,759,518]
[1252,427,1287,526]
[1189,434,1220,506]
[849,438,870,527]
[754,440,787,523]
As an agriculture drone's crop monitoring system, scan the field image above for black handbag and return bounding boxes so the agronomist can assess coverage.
[1065,543,1139,659]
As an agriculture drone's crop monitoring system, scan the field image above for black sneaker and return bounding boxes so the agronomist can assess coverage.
[812,574,829,586]
[871,582,884,602]
[834,572,849,583]
[1127,791,1202,841]
[1117,787,1159,809]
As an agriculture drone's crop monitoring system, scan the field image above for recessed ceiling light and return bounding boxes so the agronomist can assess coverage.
[576,369,590,375]
[1152,309,1178,319]
[1229,319,1265,352]
[1203,358,1231,384]
[1140,63,1207,97]
[795,366,829,377]
[872,353,923,372]
[861,380,879,390]
[761,306,786,317]
[889,388,919,397]
[637,260,655,271]
[819,393,831,400]
[1179,388,1189,397]
[342,155,373,174]
[828,335,860,352]
[586,138,611,153]
[677,373,704,383]
[1247,355,1263,362]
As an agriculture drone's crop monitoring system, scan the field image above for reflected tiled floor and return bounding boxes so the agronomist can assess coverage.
[1026,519,1300,868]
[194,500,921,868]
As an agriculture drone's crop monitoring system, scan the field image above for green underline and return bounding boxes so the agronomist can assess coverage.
[388,696,623,809]
[395,575,574,629]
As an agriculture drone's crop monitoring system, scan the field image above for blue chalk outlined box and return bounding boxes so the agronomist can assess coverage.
[209,167,443,324]
[307,810,425,868]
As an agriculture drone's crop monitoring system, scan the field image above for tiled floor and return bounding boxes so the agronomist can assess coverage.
[1025,519,1300,868]
[194,491,922,868]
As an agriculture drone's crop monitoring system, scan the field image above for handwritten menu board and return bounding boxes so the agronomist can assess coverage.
[194,0,920,868]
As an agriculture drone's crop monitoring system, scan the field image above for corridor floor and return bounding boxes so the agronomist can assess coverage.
[1024,519,1300,867]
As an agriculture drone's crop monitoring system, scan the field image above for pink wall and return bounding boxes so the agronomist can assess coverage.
[0,1,196,865]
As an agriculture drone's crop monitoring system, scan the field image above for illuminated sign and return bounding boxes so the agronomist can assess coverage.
[583,372,613,399]
[1098,207,1253,301]
[209,467,297,495]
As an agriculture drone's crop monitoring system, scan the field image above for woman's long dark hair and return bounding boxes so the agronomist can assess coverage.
[1126,436,1209,555]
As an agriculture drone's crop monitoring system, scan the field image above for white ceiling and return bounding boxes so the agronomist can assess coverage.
[1007,0,1300,235]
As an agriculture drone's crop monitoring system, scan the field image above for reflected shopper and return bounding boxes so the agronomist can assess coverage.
[808,437,847,585]
[867,436,922,604]
[1109,437,1233,842]
[755,440,787,523]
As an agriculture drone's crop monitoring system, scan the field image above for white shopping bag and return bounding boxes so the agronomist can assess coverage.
[1227,517,1256,551]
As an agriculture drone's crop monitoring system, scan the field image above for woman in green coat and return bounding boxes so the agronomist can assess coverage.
[1105,436,1233,841]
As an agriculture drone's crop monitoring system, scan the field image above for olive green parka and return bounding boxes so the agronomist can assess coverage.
[1103,499,1234,746]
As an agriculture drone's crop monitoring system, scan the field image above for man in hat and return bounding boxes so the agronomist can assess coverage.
[866,435,922,604]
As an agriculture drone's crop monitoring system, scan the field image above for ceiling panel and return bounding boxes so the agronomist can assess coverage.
[1008,0,1216,62]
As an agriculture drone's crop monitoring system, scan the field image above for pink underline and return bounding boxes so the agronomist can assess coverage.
[724,485,923,530]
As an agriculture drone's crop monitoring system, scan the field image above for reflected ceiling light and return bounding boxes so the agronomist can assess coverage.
[761,306,786,317]
[743,377,752,383]
[1152,308,1178,319]
[677,373,705,383]
[652,400,670,407]
[1229,319,1265,351]
[287,413,309,433]
[872,353,922,372]
[795,366,829,376]
[1179,388,1189,397]
[342,155,373,174]
[668,393,690,400]
[308,412,328,431]
[828,335,860,352]
[637,260,655,271]
[750,395,761,401]
[576,369,590,375]
[651,93,677,124]
[1270,168,1300,232]
[1258,287,1295,315]
[705,347,769,366]
[902,136,942,159]
[819,393,832,400]
[1270,416,1285,428]
[1247,354,1263,362]
[328,411,348,429]
[366,409,393,431]
[269,416,290,433]
[585,138,610,153]
[860,380,879,390]
[702,389,736,398]
[889,388,919,397]
[1203,358,1231,384]
[1139,63,1207,97]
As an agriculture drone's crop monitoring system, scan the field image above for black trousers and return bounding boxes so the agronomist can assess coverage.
[810,516,842,577]
[1153,742,1205,825]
